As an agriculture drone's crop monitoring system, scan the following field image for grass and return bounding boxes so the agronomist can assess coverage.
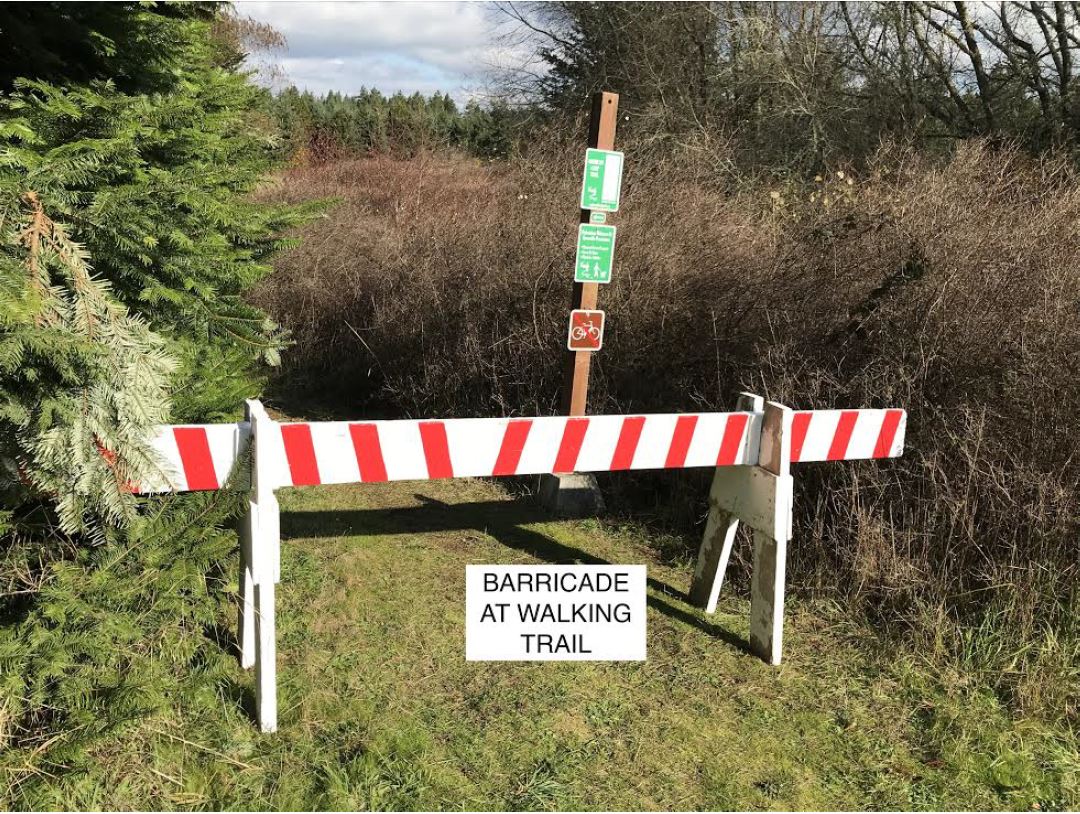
[9,476,1077,810]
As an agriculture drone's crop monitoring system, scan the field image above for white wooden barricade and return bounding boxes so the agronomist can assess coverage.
[688,394,792,663]
[136,396,907,732]
[239,400,280,732]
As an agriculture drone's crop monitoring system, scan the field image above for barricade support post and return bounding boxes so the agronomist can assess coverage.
[241,399,281,733]
[238,548,255,670]
[748,401,794,665]
[689,396,795,666]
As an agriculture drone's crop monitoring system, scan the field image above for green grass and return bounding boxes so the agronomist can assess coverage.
[9,478,1078,810]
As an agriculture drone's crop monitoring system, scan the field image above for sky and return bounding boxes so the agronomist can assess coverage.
[235,1,532,103]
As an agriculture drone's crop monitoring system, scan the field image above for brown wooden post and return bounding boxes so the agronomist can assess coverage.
[560,91,619,416]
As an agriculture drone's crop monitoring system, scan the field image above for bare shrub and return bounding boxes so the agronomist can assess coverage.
[253,141,1078,719]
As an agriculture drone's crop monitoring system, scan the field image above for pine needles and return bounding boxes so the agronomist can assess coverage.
[0,3,309,783]
[3,191,175,535]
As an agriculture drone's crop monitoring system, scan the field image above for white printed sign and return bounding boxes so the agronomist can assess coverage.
[466,565,647,661]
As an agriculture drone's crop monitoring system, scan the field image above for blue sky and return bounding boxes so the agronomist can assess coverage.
[235,1,529,102]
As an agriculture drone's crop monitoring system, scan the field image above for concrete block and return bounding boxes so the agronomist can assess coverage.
[538,472,605,517]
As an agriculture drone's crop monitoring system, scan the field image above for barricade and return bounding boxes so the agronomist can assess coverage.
[136,395,907,731]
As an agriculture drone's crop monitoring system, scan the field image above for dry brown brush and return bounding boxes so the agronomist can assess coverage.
[254,141,1078,719]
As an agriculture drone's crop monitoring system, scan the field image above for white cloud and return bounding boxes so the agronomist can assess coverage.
[234,0,529,102]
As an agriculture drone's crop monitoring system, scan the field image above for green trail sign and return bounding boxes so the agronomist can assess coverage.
[574,224,617,284]
[580,148,624,212]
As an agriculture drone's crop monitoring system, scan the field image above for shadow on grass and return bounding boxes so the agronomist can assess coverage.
[280,494,751,656]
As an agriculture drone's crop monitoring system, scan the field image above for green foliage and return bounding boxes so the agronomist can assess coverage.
[0,0,310,779]
[0,2,209,95]
[456,100,523,160]
[0,193,175,535]
[1,67,312,422]
[0,482,246,782]
[271,86,525,161]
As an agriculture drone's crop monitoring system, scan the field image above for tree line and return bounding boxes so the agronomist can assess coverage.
[270,87,525,161]
[272,2,1080,169]
[498,1,1080,168]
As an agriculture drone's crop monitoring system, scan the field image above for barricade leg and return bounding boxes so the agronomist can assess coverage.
[239,552,256,669]
[254,579,277,732]
[250,491,280,733]
[688,392,764,613]
[748,530,787,665]
[748,401,794,666]
[238,489,257,669]
[689,507,739,613]
[244,399,281,733]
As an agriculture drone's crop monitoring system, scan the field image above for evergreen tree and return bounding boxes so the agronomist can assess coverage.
[0,2,309,775]
[1,13,314,422]
[268,86,526,161]
[0,191,174,536]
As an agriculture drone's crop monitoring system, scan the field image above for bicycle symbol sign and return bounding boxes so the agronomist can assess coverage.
[567,309,605,352]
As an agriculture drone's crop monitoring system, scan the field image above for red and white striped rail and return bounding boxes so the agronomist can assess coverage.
[139,409,906,494]
[790,408,905,463]
[268,413,760,488]
[143,422,247,493]
[135,398,907,733]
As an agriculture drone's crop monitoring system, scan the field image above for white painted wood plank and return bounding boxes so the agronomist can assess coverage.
[749,529,786,666]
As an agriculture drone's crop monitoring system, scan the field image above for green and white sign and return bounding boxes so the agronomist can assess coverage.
[580,148,624,212]
[574,224,617,284]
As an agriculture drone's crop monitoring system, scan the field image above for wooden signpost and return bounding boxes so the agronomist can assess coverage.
[561,91,620,417]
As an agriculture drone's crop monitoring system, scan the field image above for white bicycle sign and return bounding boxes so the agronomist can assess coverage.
[571,322,601,341]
